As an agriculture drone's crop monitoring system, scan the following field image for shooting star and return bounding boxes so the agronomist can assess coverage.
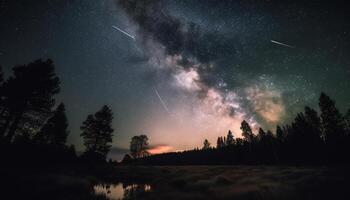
[154,87,171,114]
[112,25,135,40]
[271,40,295,48]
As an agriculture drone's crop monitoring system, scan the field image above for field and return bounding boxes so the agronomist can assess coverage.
[2,165,349,200]
[110,166,349,200]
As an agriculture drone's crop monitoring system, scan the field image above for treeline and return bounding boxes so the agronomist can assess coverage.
[125,93,350,165]
[0,59,115,169]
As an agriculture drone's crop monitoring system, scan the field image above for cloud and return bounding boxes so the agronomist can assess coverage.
[148,144,173,154]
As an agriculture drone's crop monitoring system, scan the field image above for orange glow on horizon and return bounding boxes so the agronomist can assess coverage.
[148,145,173,154]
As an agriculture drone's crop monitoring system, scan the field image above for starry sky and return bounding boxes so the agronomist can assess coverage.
[1,0,349,160]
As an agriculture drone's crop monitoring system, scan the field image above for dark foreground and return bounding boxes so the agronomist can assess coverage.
[2,166,350,200]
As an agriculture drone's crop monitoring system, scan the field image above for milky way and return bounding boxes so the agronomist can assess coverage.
[1,0,349,159]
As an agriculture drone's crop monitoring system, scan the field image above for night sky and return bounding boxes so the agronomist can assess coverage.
[1,0,349,159]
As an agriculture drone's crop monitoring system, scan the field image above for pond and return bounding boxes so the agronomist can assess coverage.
[94,183,152,200]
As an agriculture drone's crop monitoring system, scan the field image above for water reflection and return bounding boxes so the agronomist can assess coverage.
[94,183,151,200]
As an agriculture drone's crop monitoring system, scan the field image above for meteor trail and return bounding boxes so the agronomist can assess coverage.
[112,25,135,40]
[154,87,170,114]
[271,40,295,48]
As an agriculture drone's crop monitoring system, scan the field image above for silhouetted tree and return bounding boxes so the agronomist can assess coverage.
[304,106,322,137]
[258,128,266,140]
[241,120,254,142]
[344,109,350,134]
[216,137,224,148]
[344,109,350,159]
[226,130,234,145]
[80,105,114,160]
[202,139,211,150]
[122,154,133,163]
[276,125,284,142]
[0,65,3,84]
[0,65,4,96]
[118,93,350,166]
[319,93,346,141]
[35,103,69,146]
[0,65,6,138]
[266,130,274,138]
[319,93,346,163]
[304,107,323,156]
[67,144,77,157]
[235,138,244,146]
[130,135,149,158]
[1,59,60,142]
[284,107,324,163]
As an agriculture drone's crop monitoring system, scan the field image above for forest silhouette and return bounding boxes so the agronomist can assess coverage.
[126,92,350,165]
[0,59,114,168]
[1,59,350,167]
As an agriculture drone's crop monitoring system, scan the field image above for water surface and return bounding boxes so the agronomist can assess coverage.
[94,183,151,200]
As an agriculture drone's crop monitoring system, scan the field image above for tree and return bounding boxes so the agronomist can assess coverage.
[319,93,347,162]
[240,120,254,142]
[344,109,350,134]
[202,139,211,150]
[80,105,114,160]
[216,136,224,148]
[0,65,7,138]
[226,130,234,145]
[1,59,60,142]
[276,125,284,142]
[319,93,346,145]
[304,106,323,145]
[266,130,274,138]
[35,103,69,146]
[0,65,3,84]
[122,154,133,163]
[258,128,266,140]
[130,135,149,158]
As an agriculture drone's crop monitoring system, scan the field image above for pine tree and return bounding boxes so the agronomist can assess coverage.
[0,65,3,84]
[276,125,284,142]
[304,106,323,144]
[344,109,350,134]
[216,137,223,148]
[241,120,254,142]
[36,103,69,146]
[1,59,60,142]
[0,65,6,137]
[130,135,149,158]
[258,128,266,140]
[319,93,346,145]
[226,130,234,145]
[122,154,133,163]
[80,105,114,160]
[203,139,211,150]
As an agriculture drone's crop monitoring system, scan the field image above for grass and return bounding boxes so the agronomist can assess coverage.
[2,165,349,200]
[110,165,350,200]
